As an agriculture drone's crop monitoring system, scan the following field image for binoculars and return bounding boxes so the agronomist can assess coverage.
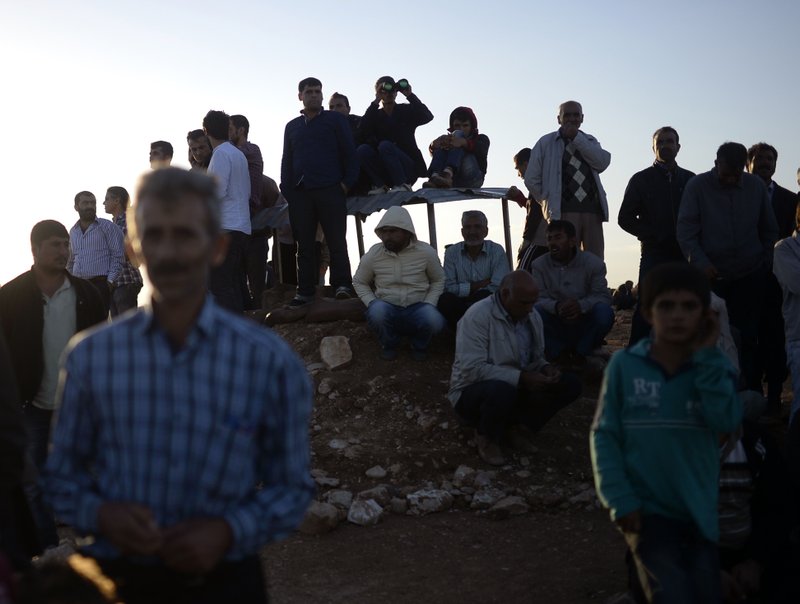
[380,78,410,93]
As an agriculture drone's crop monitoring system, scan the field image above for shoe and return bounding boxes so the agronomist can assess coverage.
[508,426,539,454]
[288,295,313,307]
[476,434,506,466]
[411,349,427,362]
[380,348,398,361]
[422,178,437,188]
[367,185,388,195]
[388,183,413,193]
[334,286,354,300]
[430,171,453,188]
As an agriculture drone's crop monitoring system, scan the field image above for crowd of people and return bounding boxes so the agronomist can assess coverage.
[0,73,799,602]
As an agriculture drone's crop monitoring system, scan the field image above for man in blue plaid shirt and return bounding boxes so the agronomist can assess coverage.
[44,167,314,603]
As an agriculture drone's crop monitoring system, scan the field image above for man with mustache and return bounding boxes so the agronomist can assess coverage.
[0,220,106,548]
[43,168,313,603]
[437,210,510,330]
[531,219,614,366]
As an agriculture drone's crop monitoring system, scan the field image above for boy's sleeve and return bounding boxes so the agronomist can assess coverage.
[691,347,742,432]
[590,354,641,521]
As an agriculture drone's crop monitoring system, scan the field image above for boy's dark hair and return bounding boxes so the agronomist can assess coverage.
[716,142,748,170]
[747,142,778,163]
[230,114,249,136]
[298,77,322,93]
[514,147,531,169]
[202,110,230,140]
[31,220,68,247]
[652,126,679,145]
[375,75,395,90]
[639,262,711,312]
[448,106,478,133]
[150,140,173,158]
[330,92,349,107]
[546,219,576,238]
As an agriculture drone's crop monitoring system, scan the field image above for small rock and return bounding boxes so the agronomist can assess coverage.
[357,485,392,507]
[315,476,340,487]
[306,362,326,373]
[416,414,438,431]
[487,496,530,520]
[317,379,333,395]
[388,464,403,474]
[328,439,348,450]
[310,468,327,478]
[299,501,340,535]
[365,465,387,479]
[319,336,352,370]
[452,465,476,486]
[439,422,449,430]
[473,471,495,489]
[324,489,353,510]
[470,487,507,510]
[347,499,383,526]
[407,488,454,516]
[515,470,532,478]
[519,457,530,467]
[389,497,408,514]
[569,487,596,505]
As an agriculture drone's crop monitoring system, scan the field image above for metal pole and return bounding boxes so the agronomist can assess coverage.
[501,197,513,268]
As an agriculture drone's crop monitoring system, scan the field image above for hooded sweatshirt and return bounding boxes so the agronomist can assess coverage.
[353,206,445,307]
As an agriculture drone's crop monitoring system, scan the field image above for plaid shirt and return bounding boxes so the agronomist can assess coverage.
[44,298,314,560]
[113,213,143,286]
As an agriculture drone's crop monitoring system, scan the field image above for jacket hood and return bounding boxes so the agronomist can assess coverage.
[375,206,417,240]
[448,106,478,134]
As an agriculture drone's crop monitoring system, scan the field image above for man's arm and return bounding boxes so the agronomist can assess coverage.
[245,144,264,211]
[524,141,544,202]
[405,93,434,127]
[572,131,611,173]
[208,148,232,203]
[352,249,377,306]
[442,246,464,296]
[66,231,76,273]
[454,307,522,387]
[617,173,652,240]
[676,177,713,271]
[106,222,126,284]
[578,256,612,313]
[423,247,445,305]
[532,260,559,314]
[279,121,294,200]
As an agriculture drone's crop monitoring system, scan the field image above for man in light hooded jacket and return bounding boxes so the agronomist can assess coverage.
[353,206,445,361]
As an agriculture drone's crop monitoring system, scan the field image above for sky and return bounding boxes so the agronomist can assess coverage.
[1,0,799,292]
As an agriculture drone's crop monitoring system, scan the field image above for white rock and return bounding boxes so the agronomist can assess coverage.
[406,488,454,516]
[317,379,333,395]
[299,501,340,534]
[473,471,495,489]
[365,465,387,479]
[357,485,392,506]
[488,496,530,519]
[470,487,507,510]
[328,439,349,450]
[315,476,340,487]
[324,489,353,510]
[320,336,352,370]
[347,499,383,526]
[452,465,476,486]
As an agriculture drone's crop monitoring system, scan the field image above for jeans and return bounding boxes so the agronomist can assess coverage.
[787,340,800,423]
[436,290,491,330]
[210,230,250,312]
[428,131,485,188]
[246,232,270,309]
[625,514,720,604]
[110,283,142,317]
[537,302,615,359]
[454,374,581,444]
[357,141,416,188]
[365,300,445,352]
[21,405,58,548]
[287,184,352,298]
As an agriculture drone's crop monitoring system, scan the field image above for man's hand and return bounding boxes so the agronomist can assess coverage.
[614,509,641,534]
[97,502,162,556]
[430,135,450,150]
[160,517,233,574]
[520,369,559,391]
[562,123,579,140]
[399,83,412,97]
[504,186,527,208]
[449,136,467,149]
[469,279,491,294]
[556,299,582,322]
[540,364,561,382]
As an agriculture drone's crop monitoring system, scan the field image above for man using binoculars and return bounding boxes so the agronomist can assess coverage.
[357,76,433,194]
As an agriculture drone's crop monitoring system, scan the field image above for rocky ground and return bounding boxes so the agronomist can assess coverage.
[258,289,636,603]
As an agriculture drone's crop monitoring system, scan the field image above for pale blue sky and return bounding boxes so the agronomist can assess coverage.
[1,0,798,288]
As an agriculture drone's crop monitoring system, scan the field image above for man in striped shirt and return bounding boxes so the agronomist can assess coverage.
[44,168,313,603]
[67,190,125,313]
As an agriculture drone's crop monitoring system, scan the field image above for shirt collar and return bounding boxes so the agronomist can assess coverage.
[140,295,216,340]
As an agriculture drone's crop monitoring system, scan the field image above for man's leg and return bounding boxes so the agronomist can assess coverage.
[377,141,415,187]
[246,232,269,309]
[111,283,142,317]
[514,371,582,433]
[314,185,352,291]
[209,231,249,312]
[575,303,615,356]
[454,380,519,445]
[399,302,446,353]
[21,405,59,548]
[452,154,485,189]
[287,192,319,299]
[536,305,568,360]
[365,299,401,353]
[759,273,788,407]
[357,144,387,188]
[580,213,605,260]
[437,292,487,331]
[787,340,800,424]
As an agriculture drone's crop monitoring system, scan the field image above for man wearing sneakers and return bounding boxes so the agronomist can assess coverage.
[281,77,359,305]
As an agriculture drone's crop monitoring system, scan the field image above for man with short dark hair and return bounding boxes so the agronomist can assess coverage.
[187,129,212,172]
[44,168,313,604]
[532,220,614,364]
[102,186,143,316]
[203,109,252,312]
[329,92,361,140]
[0,220,106,547]
[437,210,510,329]
[281,77,358,305]
[525,100,611,259]
[449,270,582,466]
[357,76,433,193]
[677,142,779,391]
[618,126,695,345]
[67,190,126,313]
[505,147,548,270]
[149,141,173,169]
[747,142,797,412]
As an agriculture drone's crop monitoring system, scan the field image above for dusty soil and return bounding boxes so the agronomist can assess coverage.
[258,289,635,603]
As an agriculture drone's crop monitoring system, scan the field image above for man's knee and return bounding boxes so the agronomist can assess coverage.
[589,303,615,331]
[413,302,446,333]
[366,299,394,324]
[377,140,397,156]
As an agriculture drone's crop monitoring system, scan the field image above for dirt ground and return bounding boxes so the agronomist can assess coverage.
[257,290,637,603]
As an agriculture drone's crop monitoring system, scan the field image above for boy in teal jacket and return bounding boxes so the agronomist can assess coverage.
[591,262,741,603]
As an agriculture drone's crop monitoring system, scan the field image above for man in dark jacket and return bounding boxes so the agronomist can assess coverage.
[618,126,695,345]
[356,76,433,193]
[0,220,106,546]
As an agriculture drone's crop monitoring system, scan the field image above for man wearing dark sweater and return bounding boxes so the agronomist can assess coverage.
[280,77,359,306]
[356,76,433,193]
